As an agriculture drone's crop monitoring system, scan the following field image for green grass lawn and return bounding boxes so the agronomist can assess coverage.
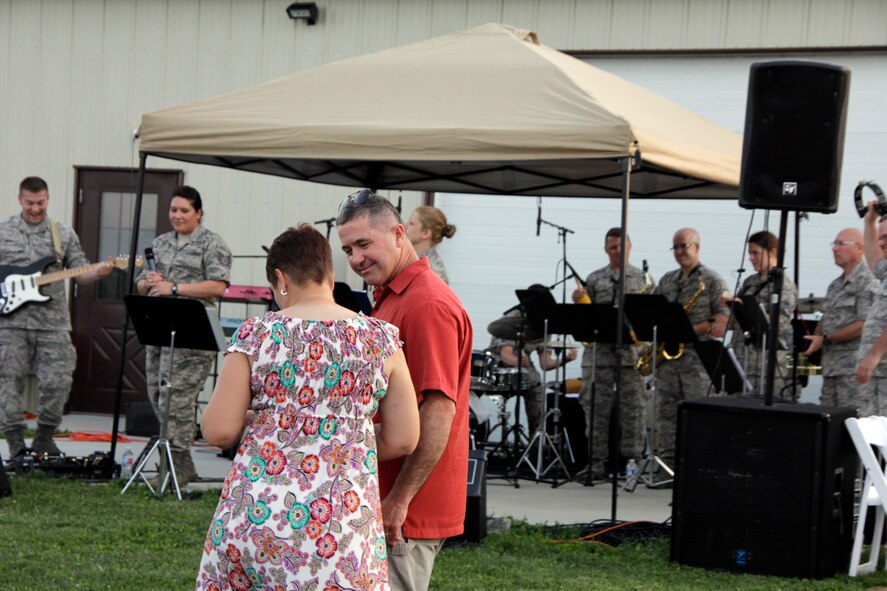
[1,474,887,590]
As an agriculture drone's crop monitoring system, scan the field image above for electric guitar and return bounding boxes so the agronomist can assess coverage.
[0,255,141,316]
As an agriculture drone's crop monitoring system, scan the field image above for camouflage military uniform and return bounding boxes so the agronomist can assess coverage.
[577,264,653,474]
[0,215,88,432]
[731,272,799,398]
[821,260,877,411]
[422,247,449,285]
[487,310,548,436]
[856,259,887,416]
[652,264,729,454]
[136,224,231,452]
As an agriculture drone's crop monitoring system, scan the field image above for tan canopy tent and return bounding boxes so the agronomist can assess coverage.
[138,23,741,199]
[122,24,746,509]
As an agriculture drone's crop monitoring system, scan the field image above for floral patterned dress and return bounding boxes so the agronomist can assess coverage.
[196,311,401,591]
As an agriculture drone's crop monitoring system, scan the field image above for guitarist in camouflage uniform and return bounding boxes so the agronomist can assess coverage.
[0,176,111,458]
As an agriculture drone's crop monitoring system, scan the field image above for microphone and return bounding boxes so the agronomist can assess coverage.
[536,198,541,237]
[144,247,157,273]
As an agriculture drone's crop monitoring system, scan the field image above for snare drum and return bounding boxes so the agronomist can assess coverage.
[490,366,531,391]
[470,350,495,391]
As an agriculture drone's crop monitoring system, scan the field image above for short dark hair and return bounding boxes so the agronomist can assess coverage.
[605,227,630,243]
[266,224,333,287]
[19,176,48,195]
[172,185,203,212]
[748,230,778,251]
[335,189,402,228]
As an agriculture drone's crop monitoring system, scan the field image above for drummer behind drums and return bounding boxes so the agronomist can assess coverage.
[572,228,653,479]
[804,228,878,412]
[486,284,577,436]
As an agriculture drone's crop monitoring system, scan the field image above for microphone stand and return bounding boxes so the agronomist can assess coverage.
[537,216,576,483]
[314,217,337,240]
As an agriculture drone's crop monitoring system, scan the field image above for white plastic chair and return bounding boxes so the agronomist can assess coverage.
[846,416,887,576]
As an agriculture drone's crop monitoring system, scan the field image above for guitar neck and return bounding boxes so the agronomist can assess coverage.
[36,261,106,286]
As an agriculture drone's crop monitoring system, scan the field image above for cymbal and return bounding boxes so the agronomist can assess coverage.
[797,296,824,314]
[487,316,541,341]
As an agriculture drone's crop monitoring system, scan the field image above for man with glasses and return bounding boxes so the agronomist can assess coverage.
[853,208,887,415]
[804,228,877,410]
[336,190,473,591]
[650,228,729,461]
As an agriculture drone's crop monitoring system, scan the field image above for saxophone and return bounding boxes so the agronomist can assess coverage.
[635,274,706,376]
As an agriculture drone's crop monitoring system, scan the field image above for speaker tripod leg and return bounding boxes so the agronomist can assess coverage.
[121,436,162,495]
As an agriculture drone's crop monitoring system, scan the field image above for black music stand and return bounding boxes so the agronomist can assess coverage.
[729,295,790,396]
[120,295,225,499]
[486,303,540,488]
[694,340,749,395]
[549,303,634,486]
[623,294,697,489]
[729,295,771,349]
[512,289,573,485]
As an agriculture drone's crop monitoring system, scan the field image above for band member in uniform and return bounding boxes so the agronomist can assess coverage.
[405,205,456,284]
[854,207,887,415]
[571,228,653,478]
[653,228,729,455]
[0,176,112,458]
[136,186,232,485]
[729,231,799,397]
[804,228,877,409]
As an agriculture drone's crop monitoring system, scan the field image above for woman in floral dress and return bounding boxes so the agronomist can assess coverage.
[196,225,419,591]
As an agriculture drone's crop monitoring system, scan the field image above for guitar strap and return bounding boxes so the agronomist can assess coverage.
[49,219,63,262]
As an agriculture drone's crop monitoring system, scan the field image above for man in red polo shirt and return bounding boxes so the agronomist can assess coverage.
[337,190,473,591]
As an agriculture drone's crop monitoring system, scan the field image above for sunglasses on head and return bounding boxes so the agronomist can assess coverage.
[338,189,375,212]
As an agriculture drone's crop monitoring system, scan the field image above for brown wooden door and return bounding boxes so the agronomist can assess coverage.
[68,166,182,414]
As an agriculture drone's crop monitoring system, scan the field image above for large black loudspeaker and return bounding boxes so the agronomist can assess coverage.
[671,398,857,579]
[738,61,850,213]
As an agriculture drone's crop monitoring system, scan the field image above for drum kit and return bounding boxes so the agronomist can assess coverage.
[471,351,532,393]
[469,314,580,484]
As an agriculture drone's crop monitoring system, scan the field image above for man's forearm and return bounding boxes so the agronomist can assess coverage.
[386,392,455,507]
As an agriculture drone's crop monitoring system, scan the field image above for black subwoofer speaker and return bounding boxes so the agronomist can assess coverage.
[738,60,850,213]
[671,397,857,579]
[451,449,487,544]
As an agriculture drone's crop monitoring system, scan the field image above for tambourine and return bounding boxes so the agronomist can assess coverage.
[855,180,887,218]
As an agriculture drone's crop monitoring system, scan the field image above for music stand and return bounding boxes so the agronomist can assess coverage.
[549,303,634,486]
[512,289,573,484]
[694,340,750,395]
[120,295,225,499]
[623,294,697,489]
[486,304,541,487]
[729,295,771,349]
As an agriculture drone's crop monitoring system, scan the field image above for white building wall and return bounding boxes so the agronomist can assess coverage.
[0,0,884,292]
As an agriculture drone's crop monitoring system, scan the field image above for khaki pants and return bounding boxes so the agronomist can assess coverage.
[387,537,446,591]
